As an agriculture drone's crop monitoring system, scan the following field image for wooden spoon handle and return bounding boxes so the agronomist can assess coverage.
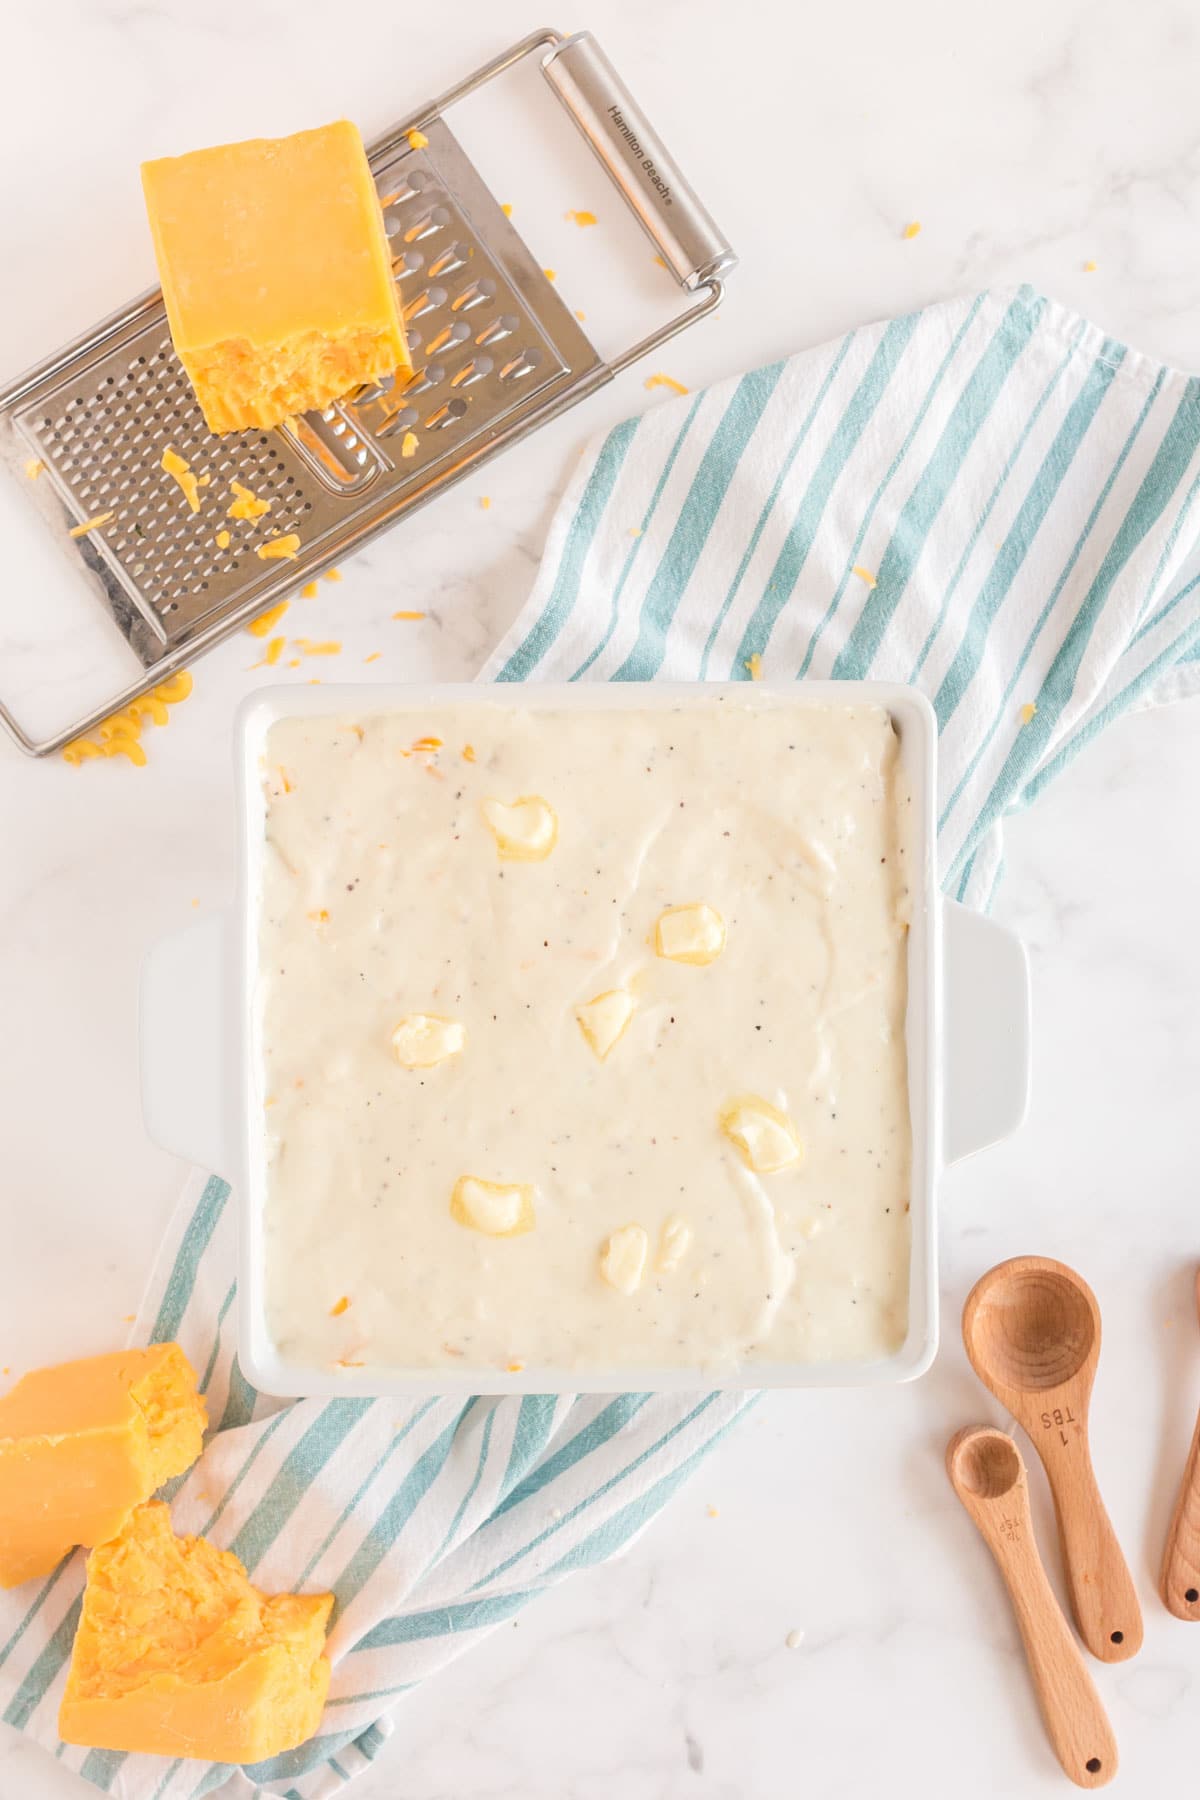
[999,1536,1119,1788]
[1043,1445,1143,1660]
[1161,1402,1200,1618]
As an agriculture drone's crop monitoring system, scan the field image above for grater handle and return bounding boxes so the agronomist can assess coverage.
[541,32,736,290]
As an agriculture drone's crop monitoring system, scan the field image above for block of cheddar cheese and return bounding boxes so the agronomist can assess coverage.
[0,1345,205,1589]
[141,120,410,433]
[59,1502,334,1764]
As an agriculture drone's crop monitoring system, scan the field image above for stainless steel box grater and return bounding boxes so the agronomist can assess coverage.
[0,28,735,756]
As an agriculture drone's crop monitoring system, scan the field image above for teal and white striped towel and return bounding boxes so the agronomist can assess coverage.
[5,283,1200,1799]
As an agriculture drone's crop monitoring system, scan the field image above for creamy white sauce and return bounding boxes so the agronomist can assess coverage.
[257,698,913,1374]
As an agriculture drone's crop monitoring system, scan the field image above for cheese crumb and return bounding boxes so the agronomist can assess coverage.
[655,902,726,966]
[902,220,922,239]
[599,1225,649,1296]
[1083,259,1097,273]
[543,267,557,282]
[251,636,286,669]
[745,653,763,680]
[293,638,342,656]
[401,431,419,459]
[160,447,200,513]
[364,651,382,664]
[462,744,477,763]
[852,565,878,588]
[506,1360,525,1373]
[330,1296,350,1317]
[68,509,115,538]
[392,1013,466,1068]
[575,990,636,1061]
[501,203,513,218]
[719,1096,803,1173]
[247,601,289,638]
[482,795,558,861]
[407,128,429,150]
[575,309,587,322]
[227,481,271,521]
[479,495,491,510]
[629,527,643,538]
[301,581,319,599]
[24,458,44,480]
[451,1177,535,1237]
[215,529,231,550]
[323,567,342,583]
[645,372,690,395]
[1020,701,1038,724]
[565,209,598,227]
[392,609,426,620]
[256,534,301,561]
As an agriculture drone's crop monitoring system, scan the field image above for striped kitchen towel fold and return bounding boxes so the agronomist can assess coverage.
[4,282,1200,1799]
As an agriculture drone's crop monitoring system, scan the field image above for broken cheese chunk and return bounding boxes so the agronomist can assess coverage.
[391,1012,466,1068]
[58,1502,332,1763]
[655,902,726,965]
[0,1345,206,1589]
[481,795,558,862]
[599,1225,649,1296]
[141,121,411,433]
[719,1096,803,1173]
[575,989,635,1060]
[451,1177,535,1237]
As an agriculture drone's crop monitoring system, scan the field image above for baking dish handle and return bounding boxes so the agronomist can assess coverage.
[942,899,1031,1165]
[139,912,231,1177]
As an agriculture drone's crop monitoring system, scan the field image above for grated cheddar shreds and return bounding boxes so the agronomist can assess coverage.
[500,203,513,218]
[400,431,418,459]
[852,565,878,588]
[160,448,201,513]
[330,1297,350,1317]
[407,128,429,150]
[322,567,342,583]
[301,582,319,600]
[902,220,922,240]
[24,458,44,480]
[392,610,425,620]
[645,372,689,396]
[294,639,342,656]
[227,481,270,522]
[247,601,289,639]
[252,637,285,669]
[744,653,763,681]
[256,534,301,562]
[479,496,491,510]
[215,529,231,550]
[543,267,557,282]
[1020,701,1038,724]
[565,209,598,227]
[69,510,115,539]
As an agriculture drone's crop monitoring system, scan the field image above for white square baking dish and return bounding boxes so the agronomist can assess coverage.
[141,681,1030,1396]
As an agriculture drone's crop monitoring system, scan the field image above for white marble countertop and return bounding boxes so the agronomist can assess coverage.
[3,0,1200,1793]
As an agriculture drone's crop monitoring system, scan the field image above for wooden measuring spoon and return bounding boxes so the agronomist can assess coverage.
[963,1256,1142,1662]
[1160,1267,1200,1618]
[947,1427,1117,1788]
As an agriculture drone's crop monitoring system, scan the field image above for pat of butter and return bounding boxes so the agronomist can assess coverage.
[451,1177,535,1237]
[481,795,558,861]
[719,1096,803,1173]
[391,1013,466,1068]
[59,1501,332,1763]
[141,121,410,434]
[599,1224,649,1296]
[575,989,635,1060]
[656,1215,693,1272]
[655,902,726,965]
